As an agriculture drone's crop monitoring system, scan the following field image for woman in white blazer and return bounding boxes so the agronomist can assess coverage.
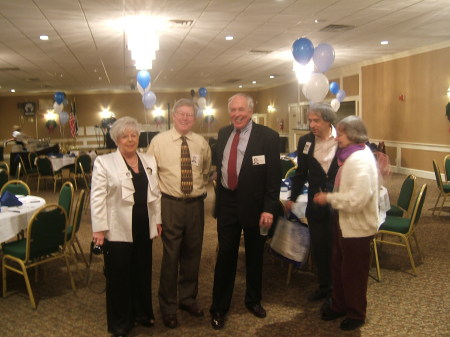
[314,116,379,332]
[91,117,162,337]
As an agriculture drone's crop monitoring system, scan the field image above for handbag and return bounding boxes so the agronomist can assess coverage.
[270,212,310,268]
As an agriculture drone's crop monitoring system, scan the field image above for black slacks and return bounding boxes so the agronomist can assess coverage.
[210,189,266,314]
[104,239,153,334]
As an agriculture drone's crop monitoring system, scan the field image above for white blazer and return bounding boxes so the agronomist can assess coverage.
[91,151,162,242]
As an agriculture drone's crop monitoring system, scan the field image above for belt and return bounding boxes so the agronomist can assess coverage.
[161,192,206,203]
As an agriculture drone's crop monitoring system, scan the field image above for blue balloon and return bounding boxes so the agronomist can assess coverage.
[142,91,156,109]
[292,38,314,65]
[199,87,207,97]
[137,70,151,90]
[54,92,64,105]
[330,82,340,95]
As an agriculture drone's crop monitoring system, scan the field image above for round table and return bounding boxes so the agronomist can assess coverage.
[0,195,46,243]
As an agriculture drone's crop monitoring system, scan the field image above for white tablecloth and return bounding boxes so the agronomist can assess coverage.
[0,195,46,243]
[49,156,75,171]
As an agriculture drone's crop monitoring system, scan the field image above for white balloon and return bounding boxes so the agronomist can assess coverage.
[53,102,63,114]
[331,98,340,112]
[304,73,329,103]
[197,97,207,109]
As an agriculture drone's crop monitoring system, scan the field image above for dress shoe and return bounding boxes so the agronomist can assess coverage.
[308,289,330,301]
[340,318,365,331]
[136,318,155,327]
[246,303,267,318]
[162,314,178,329]
[179,303,204,317]
[321,307,346,321]
[211,312,225,330]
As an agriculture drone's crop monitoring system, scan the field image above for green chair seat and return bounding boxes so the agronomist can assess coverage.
[379,216,410,234]
[2,239,27,259]
[443,184,450,193]
[386,205,404,217]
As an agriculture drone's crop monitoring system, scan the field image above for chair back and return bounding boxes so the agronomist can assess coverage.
[76,154,92,175]
[444,155,450,183]
[0,161,10,176]
[25,204,68,261]
[15,161,22,180]
[58,181,74,221]
[36,156,54,176]
[280,157,296,180]
[79,162,91,190]
[397,174,416,212]
[285,166,296,179]
[29,152,37,170]
[69,189,86,242]
[407,184,427,234]
[0,168,8,191]
[432,160,444,192]
[0,179,30,195]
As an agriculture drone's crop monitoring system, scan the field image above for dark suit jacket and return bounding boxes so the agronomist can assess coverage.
[290,132,339,222]
[215,123,281,228]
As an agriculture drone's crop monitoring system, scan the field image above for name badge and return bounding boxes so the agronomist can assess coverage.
[303,142,312,154]
[252,155,265,165]
[191,154,200,166]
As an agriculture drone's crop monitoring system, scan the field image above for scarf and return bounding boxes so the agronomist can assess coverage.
[335,143,366,188]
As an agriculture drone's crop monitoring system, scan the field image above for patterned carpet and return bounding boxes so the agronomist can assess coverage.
[0,173,449,337]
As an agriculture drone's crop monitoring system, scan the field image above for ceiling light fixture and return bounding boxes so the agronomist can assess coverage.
[225,36,234,41]
[252,80,256,84]
[11,89,15,92]
[381,40,389,45]
[269,75,275,79]
[293,60,314,84]
[39,35,49,40]
[238,85,243,88]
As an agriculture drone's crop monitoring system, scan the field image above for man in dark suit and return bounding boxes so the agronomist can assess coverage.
[210,93,281,330]
[286,103,338,303]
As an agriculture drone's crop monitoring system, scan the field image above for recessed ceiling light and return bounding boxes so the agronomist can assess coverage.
[381,40,389,45]
[225,36,234,41]
[269,75,275,79]
[314,19,321,23]
[238,85,243,88]
[11,89,15,92]
[252,80,256,84]
[40,35,49,40]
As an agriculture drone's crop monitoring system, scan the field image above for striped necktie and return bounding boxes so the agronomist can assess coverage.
[180,136,193,195]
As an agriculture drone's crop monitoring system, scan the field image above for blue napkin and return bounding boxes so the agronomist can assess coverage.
[0,191,23,207]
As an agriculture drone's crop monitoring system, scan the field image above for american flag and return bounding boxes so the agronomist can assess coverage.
[69,99,78,137]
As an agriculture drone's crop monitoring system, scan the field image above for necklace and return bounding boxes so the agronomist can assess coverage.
[125,156,139,168]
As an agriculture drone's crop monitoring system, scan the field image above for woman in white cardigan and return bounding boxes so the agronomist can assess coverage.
[91,117,162,337]
[314,116,379,331]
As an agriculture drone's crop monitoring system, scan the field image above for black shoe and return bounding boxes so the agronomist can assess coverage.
[136,318,155,327]
[308,289,330,301]
[211,312,225,330]
[245,303,267,318]
[162,314,178,328]
[340,318,365,331]
[179,303,205,317]
[321,307,346,321]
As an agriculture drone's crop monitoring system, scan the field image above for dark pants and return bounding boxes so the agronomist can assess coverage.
[104,240,154,335]
[331,213,372,320]
[210,189,266,314]
[308,214,333,292]
[158,197,205,314]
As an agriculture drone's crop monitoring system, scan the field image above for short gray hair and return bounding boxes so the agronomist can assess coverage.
[337,115,369,144]
[172,98,197,116]
[109,116,141,144]
[308,103,336,124]
[228,93,254,111]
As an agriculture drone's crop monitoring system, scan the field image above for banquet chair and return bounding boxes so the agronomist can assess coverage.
[0,161,10,177]
[18,154,37,185]
[66,189,88,267]
[58,181,74,224]
[36,155,62,192]
[79,162,91,212]
[386,174,416,217]
[69,154,92,190]
[0,179,30,195]
[432,160,450,218]
[280,157,296,180]
[285,166,296,179]
[444,155,450,184]
[2,204,76,309]
[0,168,8,191]
[374,184,427,277]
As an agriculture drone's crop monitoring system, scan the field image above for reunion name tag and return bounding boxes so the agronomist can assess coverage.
[303,141,312,154]
[252,155,265,165]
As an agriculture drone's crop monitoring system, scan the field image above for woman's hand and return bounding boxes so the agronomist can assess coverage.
[92,231,105,246]
[313,192,328,206]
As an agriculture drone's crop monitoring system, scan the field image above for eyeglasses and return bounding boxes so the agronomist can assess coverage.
[175,111,195,118]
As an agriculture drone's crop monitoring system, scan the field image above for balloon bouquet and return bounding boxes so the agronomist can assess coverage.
[292,38,345,111]
[52,91,69,135]
[136,70,160,128]
[197,87,212,123]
